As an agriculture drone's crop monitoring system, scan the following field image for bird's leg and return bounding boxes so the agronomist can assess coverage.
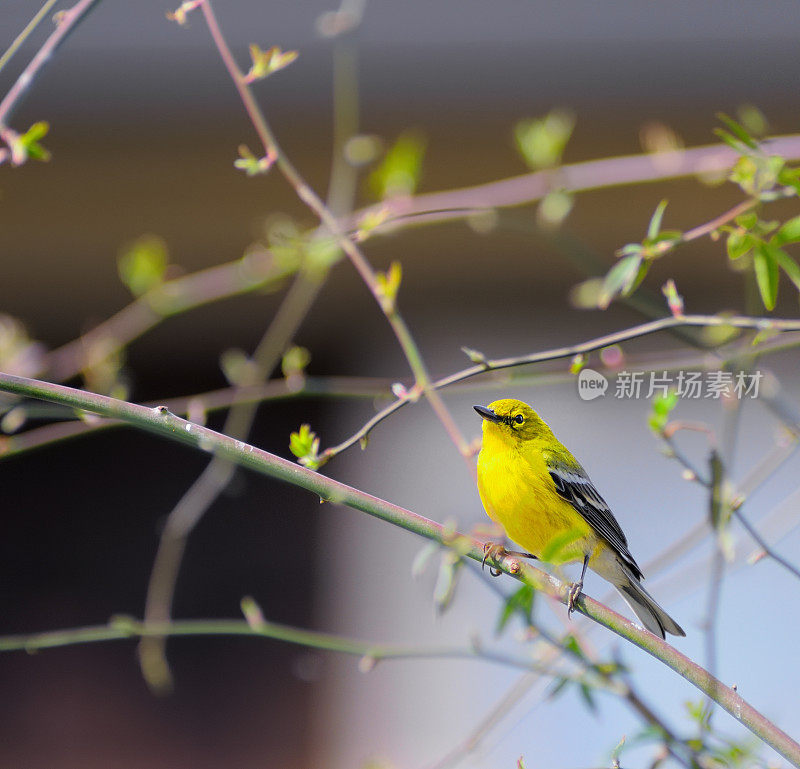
[482,542,537,577]
[567,554,590,617]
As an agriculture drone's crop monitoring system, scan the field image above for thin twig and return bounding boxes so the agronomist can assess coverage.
[0,0,60,77]
[139,272,325,691]
[0,0,100,128]
[0,614,540,673]
[197,0,474,473]
[321,314,800,464]
[732,507,800,582]
[0,344,717,459]
[354,134,800,232]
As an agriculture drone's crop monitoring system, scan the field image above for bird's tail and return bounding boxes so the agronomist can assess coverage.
[615,563,685,639]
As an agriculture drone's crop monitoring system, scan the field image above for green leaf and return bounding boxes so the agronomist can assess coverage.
[648,390,678,433]
[496,584,535,635]
[778,165,800,196]
[714,127,749,154]
[616,243,644,257]
[753,242,779,310]
[646,199,669,241]
[562,633,587,661]
[513,109,576,170]
[246,44,298,81]
[369,132,426,200]
[569,353,586,375]
[118,235,169,296]
[626,259,650,296]
[661,278,684,316]
[772,215,800,246]
[729,156,758,192]
[598,254,644,308]
[737,104,768,137]
[685,697,713,732]
[709,449,734,561]
[289,423,321,469]
[17,121,51,161]
[716,112,758,150]
[578,682,597,713]
[234,144,274,175]
[726,230,755,261]
[375,261,403,312]
[772,247,800,292]
[735,211,758,230]
[281,345,310,380]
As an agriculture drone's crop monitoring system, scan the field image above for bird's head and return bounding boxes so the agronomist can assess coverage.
[473,398,553,444]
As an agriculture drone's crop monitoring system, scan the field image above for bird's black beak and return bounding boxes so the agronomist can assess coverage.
[474,404,503,423]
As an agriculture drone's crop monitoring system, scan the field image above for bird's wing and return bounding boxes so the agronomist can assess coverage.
[544,452,642,579]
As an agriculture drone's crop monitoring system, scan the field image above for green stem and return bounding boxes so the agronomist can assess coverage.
[0,615,531,672]
[1,370,799,766]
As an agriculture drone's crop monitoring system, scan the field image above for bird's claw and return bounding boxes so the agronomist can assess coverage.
[482,543,536,576]
[567,580,583,618]
[482,542,506,577]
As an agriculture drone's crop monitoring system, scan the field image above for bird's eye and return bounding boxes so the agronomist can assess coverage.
[514,414,524,425]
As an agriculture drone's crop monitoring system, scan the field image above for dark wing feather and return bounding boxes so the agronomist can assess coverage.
[546,456,642,579]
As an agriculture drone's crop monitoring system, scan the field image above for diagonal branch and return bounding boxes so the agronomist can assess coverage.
[1,369,798,767]
[0,0,101,131]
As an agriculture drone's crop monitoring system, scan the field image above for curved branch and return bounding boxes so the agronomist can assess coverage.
[0,370,798,766]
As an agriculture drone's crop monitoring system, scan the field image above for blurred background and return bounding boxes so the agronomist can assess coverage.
[2,1,800,767]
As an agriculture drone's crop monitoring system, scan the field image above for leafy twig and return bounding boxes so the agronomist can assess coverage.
[196,0,474,470]
[0,0,100,163]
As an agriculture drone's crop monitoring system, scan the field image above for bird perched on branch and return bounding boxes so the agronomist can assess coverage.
[474,398,684,638]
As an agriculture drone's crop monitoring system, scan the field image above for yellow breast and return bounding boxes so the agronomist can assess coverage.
[477,435,595,560]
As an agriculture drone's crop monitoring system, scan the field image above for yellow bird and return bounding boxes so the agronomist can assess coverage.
[475,398,684,638]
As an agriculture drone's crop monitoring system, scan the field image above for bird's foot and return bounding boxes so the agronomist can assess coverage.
[482,542,536,577]
[482,542,507,576]
[567,580,583,618]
